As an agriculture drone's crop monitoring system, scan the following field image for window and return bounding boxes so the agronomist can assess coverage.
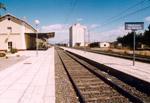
[7,27,12,32]
[7,27,12,30]
[8,42,12,46]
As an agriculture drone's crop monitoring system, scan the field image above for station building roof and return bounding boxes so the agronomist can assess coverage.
[25,32,55,39]
[0,14,36,32]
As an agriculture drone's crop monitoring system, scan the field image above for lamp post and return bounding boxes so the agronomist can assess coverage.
[34,20,40,56]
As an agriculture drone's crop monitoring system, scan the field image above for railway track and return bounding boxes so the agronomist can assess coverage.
[56,48,150,103]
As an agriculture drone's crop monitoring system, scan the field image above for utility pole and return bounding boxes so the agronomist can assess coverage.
[84,28,86,51]
[88,29,90,45]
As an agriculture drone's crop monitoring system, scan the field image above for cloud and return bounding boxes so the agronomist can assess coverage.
[42,23,130,43]
[41,24,70,33]
[145,16,150,23]
[41,24,70,44]
[90,24,100,29]
[77,18,83,22]
[90,26,130,42]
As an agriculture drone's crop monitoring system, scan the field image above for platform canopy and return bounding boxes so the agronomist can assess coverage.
[25,32,55,39]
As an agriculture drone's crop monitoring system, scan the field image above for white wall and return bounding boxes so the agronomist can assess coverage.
[99,42,110,48]
[0,19,23,50]
[0,17,35,50]
[69,23,85,47]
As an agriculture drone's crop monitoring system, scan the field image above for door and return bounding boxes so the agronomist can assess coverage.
[8,42,12,51]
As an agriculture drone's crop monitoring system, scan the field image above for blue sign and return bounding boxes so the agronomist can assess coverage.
[125,22,144,30]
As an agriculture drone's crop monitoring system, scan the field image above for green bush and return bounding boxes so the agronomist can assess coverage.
[11,48,18,54]
[0,53,6,57]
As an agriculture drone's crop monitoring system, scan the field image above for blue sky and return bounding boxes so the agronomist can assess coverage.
[1,0,150,43]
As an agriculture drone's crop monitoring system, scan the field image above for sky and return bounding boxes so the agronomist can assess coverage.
[1,0,150,43]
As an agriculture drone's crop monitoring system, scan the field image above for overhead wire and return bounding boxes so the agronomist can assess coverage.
[60,0,78,44]
[103,0,147,24]
[62,0,150,43]
[102,4,150,27]
[89,0,150,42]
[93,4,150,38]
[91,0,150,34]
[64,0,78,24]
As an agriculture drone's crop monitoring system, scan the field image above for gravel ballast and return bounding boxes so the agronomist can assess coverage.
[55,50,79,103]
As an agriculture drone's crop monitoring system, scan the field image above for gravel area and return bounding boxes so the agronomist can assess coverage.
[0,55,27,71]
[91,48,150,57]
[55,50,79,103]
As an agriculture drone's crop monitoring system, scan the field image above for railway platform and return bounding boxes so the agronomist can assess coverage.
[0,47,55,103]
[61,47,150,83]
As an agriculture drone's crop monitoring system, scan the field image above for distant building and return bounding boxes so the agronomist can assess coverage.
[0,14,55,51]
[69,23,86,47]
[99,42,110,48]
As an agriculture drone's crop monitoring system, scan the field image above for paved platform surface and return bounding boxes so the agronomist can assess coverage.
[0,47,55,103]
[62,47,150,83]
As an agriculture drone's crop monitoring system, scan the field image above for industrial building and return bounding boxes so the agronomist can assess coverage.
[0,14,54,51]
[69,23,86,47]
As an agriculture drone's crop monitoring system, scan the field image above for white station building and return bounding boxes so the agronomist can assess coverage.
[69,23,86,47]
[0,14,54,51]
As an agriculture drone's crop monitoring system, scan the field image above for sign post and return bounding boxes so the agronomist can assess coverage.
[133,30,136,66]
[125,22,144,66]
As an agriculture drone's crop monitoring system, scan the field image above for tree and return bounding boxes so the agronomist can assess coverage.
[143,24,150,46]
[148,24,150,31]
[117,24,150,48]
[0,2,6,16]
[117,32,134,48]
[117,32,142,49]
